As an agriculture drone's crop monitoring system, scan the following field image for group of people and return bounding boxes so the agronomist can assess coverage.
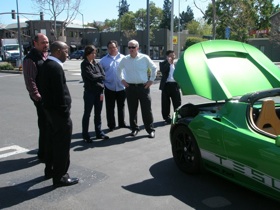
[23,33,181,188]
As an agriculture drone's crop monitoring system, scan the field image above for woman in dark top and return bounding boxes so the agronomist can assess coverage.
[81,45,109,142]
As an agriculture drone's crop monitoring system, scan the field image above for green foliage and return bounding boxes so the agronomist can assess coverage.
[119,0,130,17]
[204,0,278,41]
[184,37,206,49]
[134,2,163,30]
[159,0,172,29]
[0,62,15,70]
[179,6,194,30]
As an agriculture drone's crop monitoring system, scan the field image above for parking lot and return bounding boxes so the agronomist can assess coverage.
[0,60,279,209]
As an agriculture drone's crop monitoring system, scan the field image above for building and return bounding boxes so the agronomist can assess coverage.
[0,19,188,60]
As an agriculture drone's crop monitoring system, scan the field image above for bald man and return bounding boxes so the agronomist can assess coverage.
[38,41,79,187]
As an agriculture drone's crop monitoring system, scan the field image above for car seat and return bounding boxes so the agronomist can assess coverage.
[256,99,280,135]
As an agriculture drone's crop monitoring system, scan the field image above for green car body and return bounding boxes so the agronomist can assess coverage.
[170,40,280,201]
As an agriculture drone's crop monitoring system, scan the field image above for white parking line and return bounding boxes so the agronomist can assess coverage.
[0,145,29,159]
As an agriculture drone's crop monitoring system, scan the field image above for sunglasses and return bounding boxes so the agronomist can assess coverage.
[128,46,136,49]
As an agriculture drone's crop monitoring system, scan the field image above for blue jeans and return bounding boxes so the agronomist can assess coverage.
[82,90,104,138]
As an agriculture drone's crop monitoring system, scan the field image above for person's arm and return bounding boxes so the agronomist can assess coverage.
[22,58,41,101]
[117,59,128,87]
[81,62,104,81]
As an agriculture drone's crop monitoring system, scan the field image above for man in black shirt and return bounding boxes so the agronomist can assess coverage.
[38,41,79,187]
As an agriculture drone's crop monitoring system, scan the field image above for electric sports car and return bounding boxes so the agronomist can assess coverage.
[170,40,280,201]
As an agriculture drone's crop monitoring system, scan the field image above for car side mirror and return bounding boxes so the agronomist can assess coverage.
[275,135,280,146]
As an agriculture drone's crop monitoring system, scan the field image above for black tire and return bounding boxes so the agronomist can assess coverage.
[171,125,201,174]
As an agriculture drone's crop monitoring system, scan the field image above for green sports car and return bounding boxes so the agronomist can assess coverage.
[170,40,280,201]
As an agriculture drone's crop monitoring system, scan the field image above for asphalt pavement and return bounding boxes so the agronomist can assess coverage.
[0,60,279,210]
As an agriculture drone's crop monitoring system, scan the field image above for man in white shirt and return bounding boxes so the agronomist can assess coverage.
[118,39,157,138]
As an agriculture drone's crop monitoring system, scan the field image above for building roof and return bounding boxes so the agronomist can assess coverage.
[67,23,96,30]
[1,22,28,29]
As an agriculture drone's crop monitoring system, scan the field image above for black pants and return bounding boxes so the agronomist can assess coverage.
[161,82,181,120]
[32,99,47,160]
[44,109,72,182]
[104,86,126,129]
[126,84,154,133]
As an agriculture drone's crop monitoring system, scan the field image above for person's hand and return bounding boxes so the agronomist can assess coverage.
[121,80,129,88]
[144,80,153,89]
[168,56,173,64]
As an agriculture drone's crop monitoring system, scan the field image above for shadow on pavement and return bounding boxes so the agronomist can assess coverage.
[122,158,279,209]
[0,176,53,209]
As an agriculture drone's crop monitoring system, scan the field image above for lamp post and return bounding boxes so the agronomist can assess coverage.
[76,10,84,37]
[146,0,150,56]
[178,0,181,57]
[170,0,174,50]
[16,0,23,63]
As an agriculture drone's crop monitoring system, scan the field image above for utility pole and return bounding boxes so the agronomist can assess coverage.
[178,0,181,57]
[16,0,23,63]
[170,0,174,50]
[146,0,150,56]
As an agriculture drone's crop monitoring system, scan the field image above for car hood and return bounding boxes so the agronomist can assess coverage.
[173,40,280,101]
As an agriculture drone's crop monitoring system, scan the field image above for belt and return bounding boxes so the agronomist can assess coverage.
[128,83,145,86]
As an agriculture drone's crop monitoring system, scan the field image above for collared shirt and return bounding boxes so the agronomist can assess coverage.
[117,53,157,84]
[48,55,63,67]
[23,49,48,101]
[166,63,176,82]
[99,52,125,91]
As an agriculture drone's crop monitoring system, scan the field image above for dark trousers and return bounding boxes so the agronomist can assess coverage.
[126,85,154,133]
[32,99,47,160]
[104,86,126,129]
[161,82,181,120]
[82,90,104,138]
[44,110,72,182]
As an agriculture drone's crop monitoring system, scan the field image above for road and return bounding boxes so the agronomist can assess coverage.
[0,59,279,210]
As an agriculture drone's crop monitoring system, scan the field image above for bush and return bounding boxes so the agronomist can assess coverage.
[0,62,15,70]
[184,37,208,50]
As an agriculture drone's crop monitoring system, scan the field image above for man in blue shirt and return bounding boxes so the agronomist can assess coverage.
[100,40,127,131]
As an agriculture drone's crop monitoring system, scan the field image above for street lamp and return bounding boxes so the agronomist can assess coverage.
[76,10,84,37]
[178,0,181,57]
[16,0,23,64]
[170,0,174,50]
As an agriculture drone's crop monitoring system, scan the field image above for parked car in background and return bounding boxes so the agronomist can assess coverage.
[68,50,84,60]
[171,40,280,201]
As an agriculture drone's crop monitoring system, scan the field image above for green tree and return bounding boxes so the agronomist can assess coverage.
[179,6,194,30]
[119,0,130,17]
[120,11,136,31]
[134,2,163,30]
[204,0,278,41]
[159,0,172,29]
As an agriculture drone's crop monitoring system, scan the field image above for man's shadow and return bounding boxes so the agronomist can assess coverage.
[122,158,280,209]
[0,176,53,209]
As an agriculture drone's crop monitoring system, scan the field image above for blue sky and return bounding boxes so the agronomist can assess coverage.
[1,0,280,25]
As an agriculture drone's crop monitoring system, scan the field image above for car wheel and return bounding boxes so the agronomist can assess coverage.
[171,125,201,174]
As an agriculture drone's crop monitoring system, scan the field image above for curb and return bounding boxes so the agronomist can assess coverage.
[0,69,22,74]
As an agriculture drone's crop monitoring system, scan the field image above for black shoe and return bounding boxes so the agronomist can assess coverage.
[53,174,79,187]
[149,131,155,138]
[165,118,171,124]
[130,130,139,137]
[83,137,93,143]
[96,134,109,140]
